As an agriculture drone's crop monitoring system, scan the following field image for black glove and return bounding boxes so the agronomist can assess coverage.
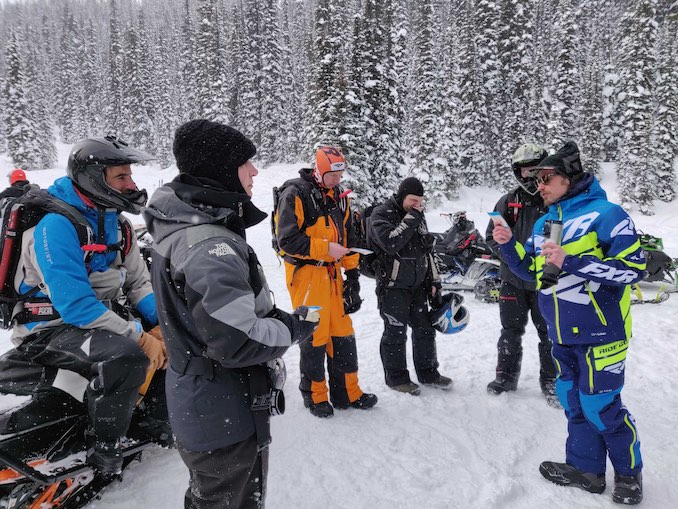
[343,269,362,314]
[267,306,319,345]
[430,281,444,309]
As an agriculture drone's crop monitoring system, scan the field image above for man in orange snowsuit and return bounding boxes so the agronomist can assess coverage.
[276,146,378,418]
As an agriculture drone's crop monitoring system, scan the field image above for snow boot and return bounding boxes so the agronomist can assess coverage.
[612,472,642,505]
[422,375,453,391]
[335,392,378,410]
[304,400,334,418]
[487,373,519,395]
[87,437,124,478]
[539,461,606,494]
[388,381,421,396]
[540,378,562,408]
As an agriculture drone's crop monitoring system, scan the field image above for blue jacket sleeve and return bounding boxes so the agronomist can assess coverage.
[561,207,646,286]
[499,235,537,282]
[136,293,158,325]
[33,214,110,326]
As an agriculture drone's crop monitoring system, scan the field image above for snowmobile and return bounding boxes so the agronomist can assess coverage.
[630,231,678,305]
[135,224,154,271]
[0,366,169,509]
[431,212,501,302]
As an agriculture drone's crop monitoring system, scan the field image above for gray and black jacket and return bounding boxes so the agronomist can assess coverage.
[485,187,546,290]
[143,174,292,452]
[368,196,436,291]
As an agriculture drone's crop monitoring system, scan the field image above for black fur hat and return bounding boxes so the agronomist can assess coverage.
[173,119,256,191]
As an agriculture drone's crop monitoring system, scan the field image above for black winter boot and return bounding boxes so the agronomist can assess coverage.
[612,472,642,505]
[336,392,378,410]
[539,461,606,494]
[540,378,562,408]
[304,399,334,418]
[86,430,123,478]
[388,382,421,396]
[487,373,519,395]
[422,375,453,391]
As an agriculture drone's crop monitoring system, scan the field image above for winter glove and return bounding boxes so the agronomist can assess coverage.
[343,269,362,314]
[267,306,319,345]
[138,332,167,371]
[430,281,444,309]
[147,325,164,342]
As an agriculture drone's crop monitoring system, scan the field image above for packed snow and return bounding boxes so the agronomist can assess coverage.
[0,146,676,508]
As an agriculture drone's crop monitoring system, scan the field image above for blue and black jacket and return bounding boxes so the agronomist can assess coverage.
[11,176,156,344]
[499,174,646,346]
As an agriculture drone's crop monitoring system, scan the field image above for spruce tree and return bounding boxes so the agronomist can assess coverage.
[307,0,349,150]
[409,0,446,204]
[3,28,48,171]
[616,0,658,214]
[546,0,582,148]
[648,11,677,201]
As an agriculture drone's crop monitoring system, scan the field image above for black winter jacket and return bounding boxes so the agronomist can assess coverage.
[485,187,546,290]
[368,196,436,290]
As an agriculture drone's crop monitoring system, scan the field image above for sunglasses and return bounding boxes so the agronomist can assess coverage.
[536,172,560,186]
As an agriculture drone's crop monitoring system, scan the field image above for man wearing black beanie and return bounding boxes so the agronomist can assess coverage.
[368,177,453,395]
[143,119,318,508]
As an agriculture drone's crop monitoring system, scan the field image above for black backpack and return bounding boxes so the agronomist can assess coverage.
[271,176,349,259]
[352,204,381,279]
[0,189,133,329]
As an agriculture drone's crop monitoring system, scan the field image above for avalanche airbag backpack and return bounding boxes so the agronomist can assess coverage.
[0,189,133,329]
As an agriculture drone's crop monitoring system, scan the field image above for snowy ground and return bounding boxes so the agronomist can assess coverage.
[1,148,677,508]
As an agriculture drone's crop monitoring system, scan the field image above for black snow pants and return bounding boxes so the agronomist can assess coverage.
[179,433,268,509]
[377,286,439,387]
[17,325,148,442]
[495,281,556,382]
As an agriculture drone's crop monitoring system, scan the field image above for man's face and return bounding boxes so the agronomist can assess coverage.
[536,168,570,206]
[238,160,259,197]
[402,194,425,212]
[322,170,343,189]
[104,165,138,194]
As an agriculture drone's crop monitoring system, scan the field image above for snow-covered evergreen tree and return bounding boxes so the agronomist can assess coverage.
[122,14,155,153]
[195,0,226,120]
[546,0,582,148]
[474,0,503,181]
[257,0,288,165]
[456,0,485,187]
[3,28,51,171]
[616,0,658,214]
[307,0,349,150]
[55,4,87,143]
[409,0,446,203]
[648,10,677,201]
[496,0,538,189]
[106,0,124,136]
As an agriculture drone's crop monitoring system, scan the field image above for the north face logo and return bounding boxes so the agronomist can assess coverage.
[208,242,235,257]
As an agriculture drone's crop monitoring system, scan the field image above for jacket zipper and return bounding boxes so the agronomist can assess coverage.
[585,346,594,393]
[585,282,608,325]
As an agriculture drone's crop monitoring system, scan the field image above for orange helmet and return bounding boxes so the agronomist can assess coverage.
[9,169,26,185]
[312,146,347,186]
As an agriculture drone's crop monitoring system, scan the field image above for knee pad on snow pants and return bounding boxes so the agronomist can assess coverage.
[87,339,148,442]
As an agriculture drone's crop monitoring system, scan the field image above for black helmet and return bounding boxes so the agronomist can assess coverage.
[511,143,547,196]
[67,136,154,214]
[431,292,470,334]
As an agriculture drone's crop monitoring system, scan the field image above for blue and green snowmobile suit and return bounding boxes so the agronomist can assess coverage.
[499,173,645,477]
